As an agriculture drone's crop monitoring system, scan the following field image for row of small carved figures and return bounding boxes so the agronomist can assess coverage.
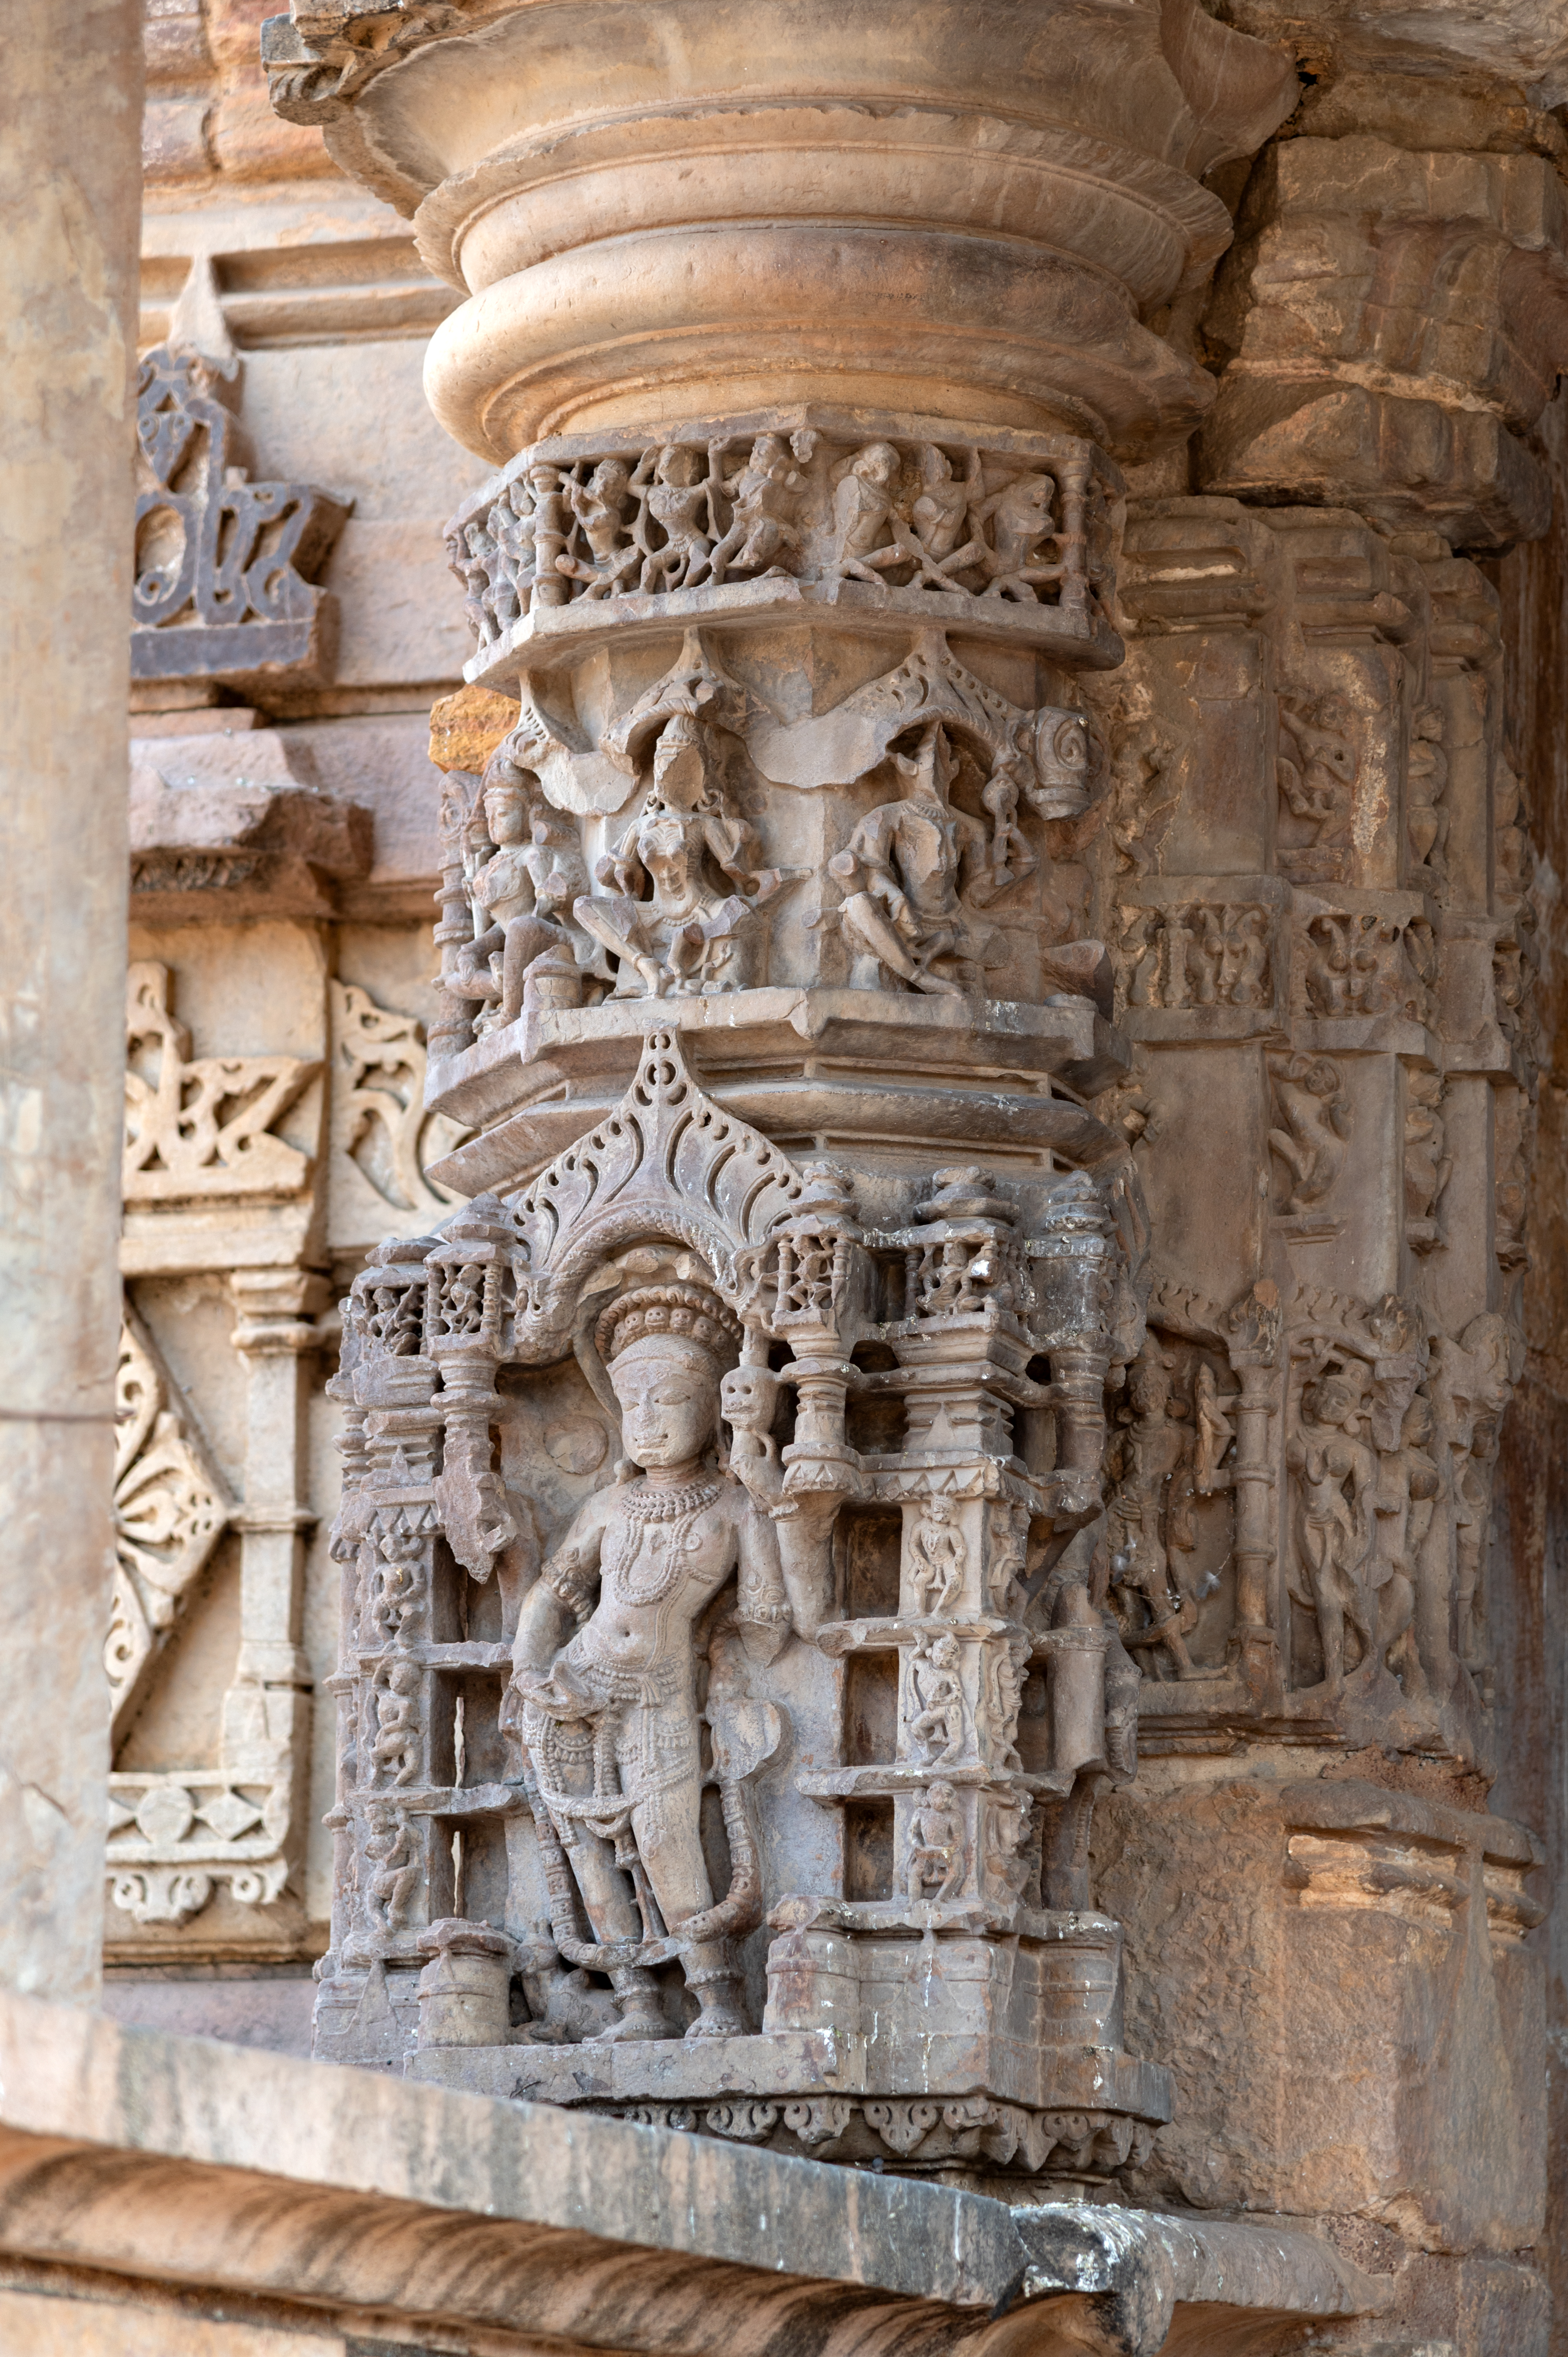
[1114,902,1441,1022]
[447,432,1106,635]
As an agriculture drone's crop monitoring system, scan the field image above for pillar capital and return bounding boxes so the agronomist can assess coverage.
[264,0,1298,460]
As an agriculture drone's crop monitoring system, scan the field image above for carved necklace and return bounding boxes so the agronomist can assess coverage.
[603,1476,722,1606]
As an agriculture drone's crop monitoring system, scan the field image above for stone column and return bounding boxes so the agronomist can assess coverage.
[0,0,143,2000]
[264,0,1298,2185]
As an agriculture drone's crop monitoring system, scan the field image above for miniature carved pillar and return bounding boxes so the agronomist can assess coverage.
[225,1269,327,1911]
[0,0,142,2000]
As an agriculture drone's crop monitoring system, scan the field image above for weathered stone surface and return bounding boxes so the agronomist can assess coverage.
[9,0,1561,2343]
[0,1991,1390,2357]
[1097,1765,1544,2245]
[1200,138,1568,545]
[0,0,143,2005]
[262,0,1296,460]
[130,726,372,918]
[221,8,1564,2328]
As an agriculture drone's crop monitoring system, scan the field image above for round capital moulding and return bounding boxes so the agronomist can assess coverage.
[422,222,1221,460]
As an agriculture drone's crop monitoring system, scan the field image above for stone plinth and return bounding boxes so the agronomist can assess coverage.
[0,1992,1401,2357]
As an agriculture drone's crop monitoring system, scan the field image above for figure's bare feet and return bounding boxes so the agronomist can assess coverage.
[685,2001,746,2041]
[590,2004,677,2044]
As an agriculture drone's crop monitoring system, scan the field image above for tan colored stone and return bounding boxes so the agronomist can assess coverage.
[429,684,523,774]
[143,95,211,182]
[0,0,143,2004]
[0,2290,341,2357]
[27,0,1557,2339]
[209,90,330,182]
[1200,138,1568,544]
[0,1990,1395,2355]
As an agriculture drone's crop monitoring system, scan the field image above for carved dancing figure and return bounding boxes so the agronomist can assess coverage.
[369,1657,421,1786]
[908,1497,966,1616]
[504,1284,795,2042]
[971,471,1062,600]
[363,1803,418,1928]
[1107,1352,1207,1680]
[1278,694,1357,858]
[1286,1362,1379,1688]
[1267,1052,1351,1213]
[493,476,539,614]
[829,442,906,582]
[559,459,640,599]
[707,433,811,580]
[367,1282,422,1357]
[453,515,500,643]
[908,1631,968,1765]
[633,444,718,591]
[905,1779,965,1901]
[986,1638,1028,1772]
[829,720,999,997]
[908,443,985,578]
[1368,1395,1442,1699]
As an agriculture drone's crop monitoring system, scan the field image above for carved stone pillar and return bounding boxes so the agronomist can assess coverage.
[0,0,143,2001]
[265,0,1302,2189]
[267,0,1556,2270]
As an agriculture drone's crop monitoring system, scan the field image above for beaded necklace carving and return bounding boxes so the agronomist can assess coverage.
[602,1475,723,1606]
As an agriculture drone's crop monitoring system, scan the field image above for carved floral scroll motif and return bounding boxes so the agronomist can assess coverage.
[328,979,466,1220]
[132,344,350,684]
[124,961,319,1201]
[108,1305,230,1730]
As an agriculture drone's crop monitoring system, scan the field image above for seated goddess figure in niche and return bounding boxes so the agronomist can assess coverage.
[504,1283,794,2042]
[574,710,803,997]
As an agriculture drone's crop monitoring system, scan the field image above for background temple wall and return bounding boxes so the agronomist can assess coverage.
[1484,386,1568,2324]
[107,0,488,2021]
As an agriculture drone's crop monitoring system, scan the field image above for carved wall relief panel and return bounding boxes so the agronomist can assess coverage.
[1078,497,1536,1768]
[250,0,1557,2266]
[109,1304,231,1735]
[327,979,468,1242]
[109,937,448,1960]
[446,428,1119,667]
[133,343,350,688]
[125,960,320,1203]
